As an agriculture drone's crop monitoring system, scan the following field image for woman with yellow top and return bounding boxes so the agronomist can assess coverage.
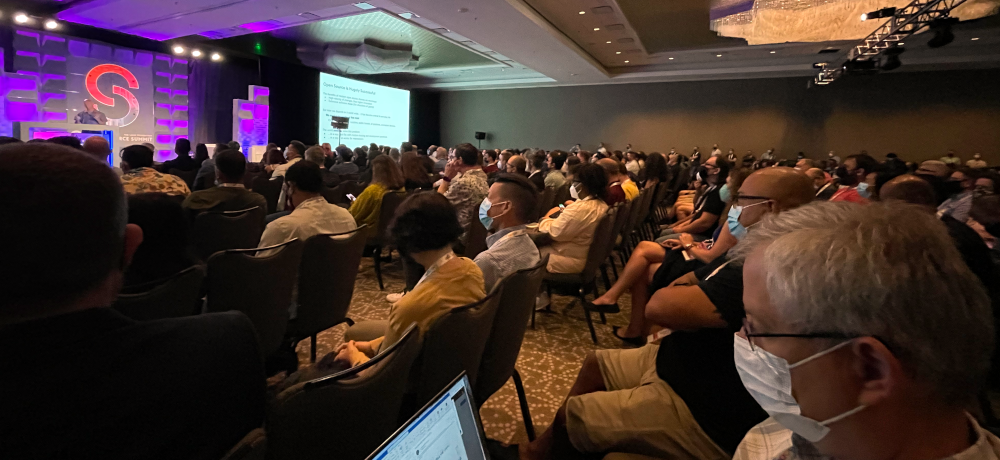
[334,192,486,368]
[537,163,610,274]
[348,155,404,236]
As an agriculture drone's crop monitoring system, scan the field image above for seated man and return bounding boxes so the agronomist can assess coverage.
[120,144,191,197]
[258,161,357,254]
[523,167,814,460]
[304,145,341,188]
[0,143,265,459]
[474,174,541,290]
[182,149,267,216]
[82,135,121,175]
[732,201,999,460]
[330,145,359,176]
[806,167,836,200]
[659,155,728,242]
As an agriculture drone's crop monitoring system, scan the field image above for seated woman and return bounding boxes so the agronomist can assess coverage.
[400,151,433,190]
[348,155,404,237]
[643,152,668,191]
[333,192,486,368]
[537,163,610,274]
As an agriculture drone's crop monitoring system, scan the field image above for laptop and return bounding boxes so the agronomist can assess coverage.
[366,373,490,460]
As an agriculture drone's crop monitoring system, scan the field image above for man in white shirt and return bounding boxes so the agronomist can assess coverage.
[258,161,357,256]
[711,144,722,157]
[967,153,987,169]
[941,150,962,166]
[269,140,305,179]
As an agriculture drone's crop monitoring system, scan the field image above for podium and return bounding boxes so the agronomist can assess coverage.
[14,122,121,167]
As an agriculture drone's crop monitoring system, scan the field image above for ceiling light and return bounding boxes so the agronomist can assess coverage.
[972,37,980,40]
[579,11,585,14]
[861,7,896,21]
[624,60,630,63]
[770,50,776,54]
[14,13,29,24]
[616,51,621,54]
[191,49,202,58]
[593,27,600,31]
[898,42,905,46]
[44,19,58,30]
[172,45,185,55]
[669,57,674,60]
[716,54,723,57]
[210,52,222,61]
[353,2,376,9]
[606,41,612,44]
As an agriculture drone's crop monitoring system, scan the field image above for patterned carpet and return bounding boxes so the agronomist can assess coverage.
[292,253,634,445]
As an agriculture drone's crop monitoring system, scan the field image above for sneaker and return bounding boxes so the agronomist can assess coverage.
[386,291,405,303]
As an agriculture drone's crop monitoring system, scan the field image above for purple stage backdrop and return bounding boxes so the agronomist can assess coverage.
[0,28,189,161]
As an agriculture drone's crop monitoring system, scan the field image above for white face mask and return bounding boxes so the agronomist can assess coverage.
[733,334,866,442]
[570,183,580,200]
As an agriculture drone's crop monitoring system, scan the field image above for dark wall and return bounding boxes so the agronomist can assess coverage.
[260,57,320,146]
[410,90,441,150]
[189,55,261,145]
[439,69,1000,163]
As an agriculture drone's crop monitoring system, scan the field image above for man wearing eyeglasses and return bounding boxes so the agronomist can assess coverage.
[731,201,999,460]
[522,168,815,460]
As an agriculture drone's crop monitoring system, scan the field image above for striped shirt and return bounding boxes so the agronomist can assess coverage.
[474,224,540,291]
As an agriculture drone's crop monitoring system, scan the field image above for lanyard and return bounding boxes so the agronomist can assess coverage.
[415,252,456,288]
[816,182,834,196]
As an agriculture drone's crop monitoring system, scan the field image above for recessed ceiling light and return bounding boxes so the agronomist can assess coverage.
[594,27,600,31]
[210,52,222,61]
[191,49,203,57]
[716,54,723,57]
[669,57,674,60]
[353,2,376,9]
[14,13,29,24]
[172,45,185,55]
[624,60,630,63]
[616,51,621,54]
[44,19,59,30]
[770,50,776,53]
[898,42,905,45]
[579,11,585,14]
[972,37,980,40]
[606,41,612,44]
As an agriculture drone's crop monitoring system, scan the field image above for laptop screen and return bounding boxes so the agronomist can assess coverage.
[367,374,489,460]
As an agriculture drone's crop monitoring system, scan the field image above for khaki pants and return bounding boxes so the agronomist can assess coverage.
[565,345,730,459]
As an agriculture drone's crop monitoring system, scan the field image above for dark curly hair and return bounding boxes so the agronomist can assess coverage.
[389,192,464,255]
[575,163,609,201]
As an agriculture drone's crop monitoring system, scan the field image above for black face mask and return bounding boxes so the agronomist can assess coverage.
[835,165,857,186]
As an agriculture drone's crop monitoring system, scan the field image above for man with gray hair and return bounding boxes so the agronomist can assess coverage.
[304,145,340,188]
[732,201,999,459]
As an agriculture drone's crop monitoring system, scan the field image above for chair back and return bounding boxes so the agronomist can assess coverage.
[369,190,407,245]
[252,176,284,214]
[206,239,303,357]
[168,168,196,189]
[192,206,266,261]
[266,325,422,460]
[463,218,488,259]
[220,428,266,460]
[113,265,205,321]
[290,226,367,340]
[633,187,654,228]
[474,256,549,406]
[579,209,617,283]
[609,202,631,246]
[242,170,262,190]
[554,182,572,205]
[534,186,557,221]
[409,287,503,408]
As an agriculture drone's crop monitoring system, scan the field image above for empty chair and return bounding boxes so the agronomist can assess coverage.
[474,256,549,441]
[113,265,205,321]
[266,325,422,460]
[252,176,284,214]
[192,206,266,261]
[366,190,407,290]
[206,239,303,357]
[288,225,367,362]
[406,286,504,413]
[543,208,617,343]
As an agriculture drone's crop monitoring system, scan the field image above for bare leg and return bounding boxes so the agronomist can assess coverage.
[619,263,660,337]
[522,353,605,460]
[593,241,665,305]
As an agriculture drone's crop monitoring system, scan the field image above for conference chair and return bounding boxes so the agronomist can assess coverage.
[604,202,632,280]
[463,216,488,259]
[266,325,422,460]
[404,287,503,415]
[192,206,266,261]
[242,171,262,190]
[543,208,617,343]
[534,186,557,221]
[252,176,284,214]
[168,168,196,189]
[206,239,303,358]
[366,190,407,290]
[648,182,672,231]
[474,256,548,441]
[113,265,205,321]
[554,182,572,206]
[220,429,267,460]
[287,225,367,363]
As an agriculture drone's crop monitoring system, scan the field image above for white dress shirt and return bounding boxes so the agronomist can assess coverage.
[258,196,357,256]
[537,196,609,273]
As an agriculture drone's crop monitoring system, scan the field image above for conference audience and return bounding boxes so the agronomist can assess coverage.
[658,155,728,242]
[433,146,449,173]
[335,193,486,368]
[159,138,196,172]
[597,158,628,206]
[938,167,976,221]
[349,155,405,236]
[439,143,490,235]
[483,150,500,175]
[829,153,877,203]
[331,145,359,175]
[617,160,639,200]
[82,135,121,175]
[545,150,568,188]
[48,135,83,149]
[182,149,267,216]
[644,152,668,189]
[400,151,434,190]
[269,140,305,178]
[527,151,548,191]
[120,144,191,197]
[0,143,265,459]
[304,145,341,188]
[507,154,528,178]
[732,202,999,460]
[125,192,201,288]
[625,150,644,175]
[474,174,541,290]
[806,167,837,200]
[537,163,610,274]
[194,143,231,190]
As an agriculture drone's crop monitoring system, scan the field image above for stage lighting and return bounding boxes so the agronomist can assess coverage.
[44,20,58,30]
[14,13,29,24]
[172,45,185,55]
[881,46,904,71]
[927,17,958,48]
[191,49,202,58]
[210,52,222,61]
[861,7,896,21]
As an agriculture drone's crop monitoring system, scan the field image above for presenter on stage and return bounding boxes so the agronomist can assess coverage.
[74,99,108,125]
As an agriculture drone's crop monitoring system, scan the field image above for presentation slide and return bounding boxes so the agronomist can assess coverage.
[318,73,410,148]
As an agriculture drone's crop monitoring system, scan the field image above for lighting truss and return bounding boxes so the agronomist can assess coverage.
[814,0,968,85]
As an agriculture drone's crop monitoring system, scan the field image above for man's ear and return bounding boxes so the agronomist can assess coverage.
[121,224,144,269]
[851,337,899,407]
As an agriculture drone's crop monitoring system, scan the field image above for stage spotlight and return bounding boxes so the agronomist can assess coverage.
[172,45,185,55]
[927,17,958,48]
[881,46,905,71]
[861,7,896,21]
[44,19,58,30]
[14,13,29,24]
[210,52,222,61]
[191,49,202,58]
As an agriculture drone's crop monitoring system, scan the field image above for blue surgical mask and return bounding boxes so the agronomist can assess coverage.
[719,184,731,203]
[479,198,494,230]
[727,205,748,240]
[856,181,871,199]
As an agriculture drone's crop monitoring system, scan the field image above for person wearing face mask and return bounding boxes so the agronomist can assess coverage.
[536,163,610,274]
[269,140,304,178]
[523,167,815,460]
[473,174,541,291]
[967,153,988,169]
[830,153,877,204]
[938,167,977,222]
[731,201,999,460]
[658,156,729,243]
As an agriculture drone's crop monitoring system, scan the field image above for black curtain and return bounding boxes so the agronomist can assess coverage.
[410,90,440,149]
[189,55,261,145]
[260,56,319,146]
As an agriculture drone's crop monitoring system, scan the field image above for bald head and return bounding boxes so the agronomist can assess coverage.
[880,174,937,210]
[741,167,815,209]
[805,167,827,188]
[597,158,620,182]
[917,160,950,178]
[82,136,110,160]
